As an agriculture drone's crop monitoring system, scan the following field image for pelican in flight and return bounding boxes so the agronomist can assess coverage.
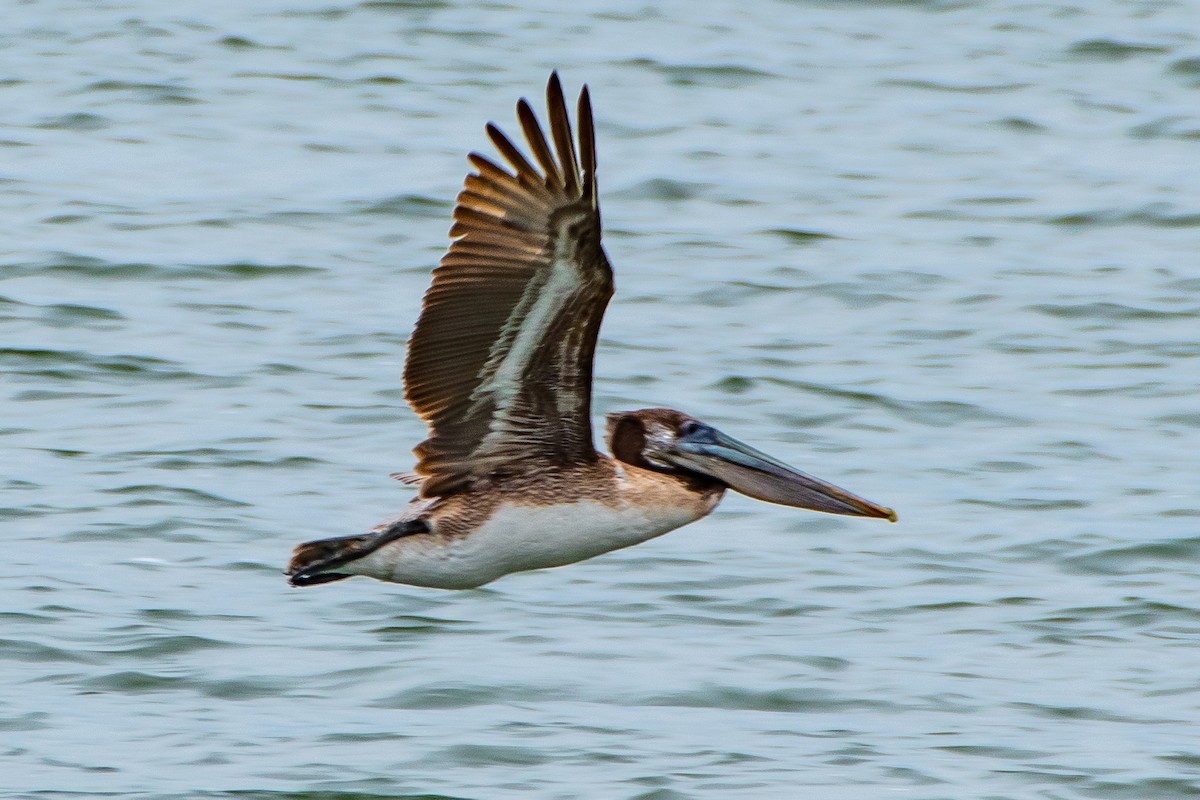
[287,74,896,590]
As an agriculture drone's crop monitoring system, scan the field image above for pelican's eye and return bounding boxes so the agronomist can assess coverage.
[678,420,703,438]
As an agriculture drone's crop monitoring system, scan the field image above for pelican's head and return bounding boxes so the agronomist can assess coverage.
[606,408,897,521]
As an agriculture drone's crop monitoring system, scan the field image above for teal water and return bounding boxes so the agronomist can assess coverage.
[4,1,1200,798]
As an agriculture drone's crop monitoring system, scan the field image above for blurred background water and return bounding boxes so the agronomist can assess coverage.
[3,1,1200,798]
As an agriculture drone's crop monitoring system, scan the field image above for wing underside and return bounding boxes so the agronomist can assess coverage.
[403,73,613,498]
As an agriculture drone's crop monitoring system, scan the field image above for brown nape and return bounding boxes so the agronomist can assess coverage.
[624,407,696,429]
[607,413,649,468]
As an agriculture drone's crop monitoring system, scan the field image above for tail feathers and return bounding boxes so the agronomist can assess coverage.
[286,535,369,587]
[286,518,429,587]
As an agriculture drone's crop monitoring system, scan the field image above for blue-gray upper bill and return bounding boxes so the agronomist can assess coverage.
[659,423,898,521]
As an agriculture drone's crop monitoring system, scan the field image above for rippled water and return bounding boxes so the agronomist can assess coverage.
[4,1,1200,798]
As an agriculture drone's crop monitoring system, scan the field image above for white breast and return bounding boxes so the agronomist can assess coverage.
[346,495,713,590]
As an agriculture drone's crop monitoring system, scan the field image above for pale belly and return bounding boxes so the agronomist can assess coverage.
[344,499,710,589]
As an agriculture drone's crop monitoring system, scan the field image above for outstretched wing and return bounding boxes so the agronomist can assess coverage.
[403,73,612,499]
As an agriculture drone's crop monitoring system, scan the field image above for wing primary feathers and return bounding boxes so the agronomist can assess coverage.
[547,72,581,196]
[577,85,597,208]
[486,123,541,186]
[517,99,563,188]
[466,152,555,205]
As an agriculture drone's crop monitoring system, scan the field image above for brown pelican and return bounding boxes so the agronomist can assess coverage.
[287,74,896,590]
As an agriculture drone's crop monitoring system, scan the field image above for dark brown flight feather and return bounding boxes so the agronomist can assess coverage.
[403,72,613,499]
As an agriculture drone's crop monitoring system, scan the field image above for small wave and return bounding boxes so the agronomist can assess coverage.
[217,35,290,51]
[1129,116,1200,141]
[641,685,905,713]
[0,712,47,732]
[102,634,229,659]
[77,80,199,105]
[34,112,110,131]
[374,681,555,709]
[359,0,452,10]
[100,484,250,509]
[1157,412,1200,428]
[1012,700,1173,724]
[0,637,93,664]
[43,303,123,322]
[993,116,1048,133]
[0,347,217,386]
[355,193,450,218]
[1047,205,1200,228]
[618,58,776,88]
[13,389,119,401]
[3,253,326,280]
[232,71,333,82]
[1061,537,1200,576]
[1067,39,1172,61]
[961,497,1088,512]
[764,378,1022,427]
[1169,57,1200,76]
[115,447,325,472]
[79,670,188,693]
[200,792,471,800]
[765,228,840,244]
[1030,302,1198,322]
[882,78,1029,94]
[202,262,325,278]
[422,743,549,768]
[63,518,195,542]
[611,178,709,202]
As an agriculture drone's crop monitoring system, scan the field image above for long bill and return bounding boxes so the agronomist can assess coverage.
[657,423,898,521]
